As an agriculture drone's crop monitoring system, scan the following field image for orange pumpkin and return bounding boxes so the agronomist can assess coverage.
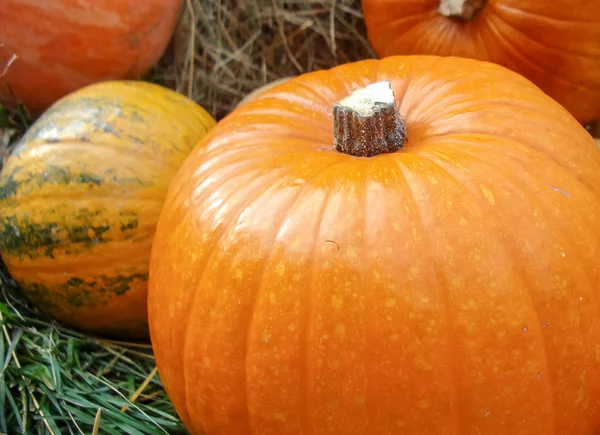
[148,56,600,434]
[0,0,182,114]
[236,77,294,108]
[0,80,215,339]
[361,0,600,125]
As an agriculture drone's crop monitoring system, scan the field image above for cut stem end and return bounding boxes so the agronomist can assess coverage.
[438,0,485,21]
[333,81,406,157]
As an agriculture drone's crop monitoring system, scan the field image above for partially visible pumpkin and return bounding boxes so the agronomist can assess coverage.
[590,120,600,147]
[148,56,600,434]
[0,80,215,339]
[0,0,182,114]
[361,0,600,125]
[236,77,294,108]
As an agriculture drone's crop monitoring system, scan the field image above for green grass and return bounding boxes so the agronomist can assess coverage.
[0,262,188,435]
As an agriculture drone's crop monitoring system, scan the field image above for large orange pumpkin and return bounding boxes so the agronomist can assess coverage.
[236,77,294,108]
[0,80,215,339]
[361,0,600,125]
[0,0,182,114]
[148,56,600,434]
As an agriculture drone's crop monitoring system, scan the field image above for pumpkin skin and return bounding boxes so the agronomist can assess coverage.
[361,0,600,125]
[0,80,215,339]
[236,77,294,108]
[0,0,182,114]
[148,56,600,434]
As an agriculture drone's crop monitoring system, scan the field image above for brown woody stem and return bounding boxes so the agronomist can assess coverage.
[438,0,485,20]
[333,81,405,157]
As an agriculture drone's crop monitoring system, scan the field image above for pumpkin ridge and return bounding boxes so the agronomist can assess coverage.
[218,132,335,153]
[298,181,338,435]
[177,167,301,431]
[242,177,316,432]
[17,139,185,171]
[0,216,152,256]
[376,56,450,116]
[431,134,600,201]
[211,112,334,146]
[483,184,560,435]
[159,164,290,258]
[489,6,600,61]
[0,169,159,203]
[0,216,116,260]
[203,136,328,160]
[484,14,599,94]
[396,55,551,106]
[5,196,162,211]
[375,60,419,109]
[175,154,358,431]
[492,2,600,26]
[361,160,375,428]
[0,165,99,200]
[4,244,152,272]
[427,142,600,305]
[22,272,149,309]
[278,74,345,108]
[413,98,563,125]
[426,149,600,433]
[474,24,492,60]
[231,108,333,137]
[402,150,558,430]
[391,156,464,432]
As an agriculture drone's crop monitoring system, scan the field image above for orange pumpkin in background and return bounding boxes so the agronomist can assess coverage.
[0,0,182,114]
[361,0,600,125]
[148,56,600,434]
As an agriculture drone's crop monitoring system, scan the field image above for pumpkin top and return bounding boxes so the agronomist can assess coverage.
[184,55,599,193]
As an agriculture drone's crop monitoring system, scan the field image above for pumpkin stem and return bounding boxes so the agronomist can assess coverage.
[333,81,406,157]
[438,0,485,20]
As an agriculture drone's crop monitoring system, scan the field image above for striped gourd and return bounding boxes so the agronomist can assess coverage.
[0,80,216,339]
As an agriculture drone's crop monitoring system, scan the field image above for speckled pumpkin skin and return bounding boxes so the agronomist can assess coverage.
[148,56,600,434]
[0,80,215,339]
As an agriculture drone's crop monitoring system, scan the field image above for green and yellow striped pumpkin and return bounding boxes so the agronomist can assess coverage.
[0,80,215,339]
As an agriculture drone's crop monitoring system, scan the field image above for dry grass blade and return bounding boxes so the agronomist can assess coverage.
[92,408,102,435]
[121,366,159,413]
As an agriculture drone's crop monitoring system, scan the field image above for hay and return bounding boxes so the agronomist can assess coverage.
[154,0,375,120]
